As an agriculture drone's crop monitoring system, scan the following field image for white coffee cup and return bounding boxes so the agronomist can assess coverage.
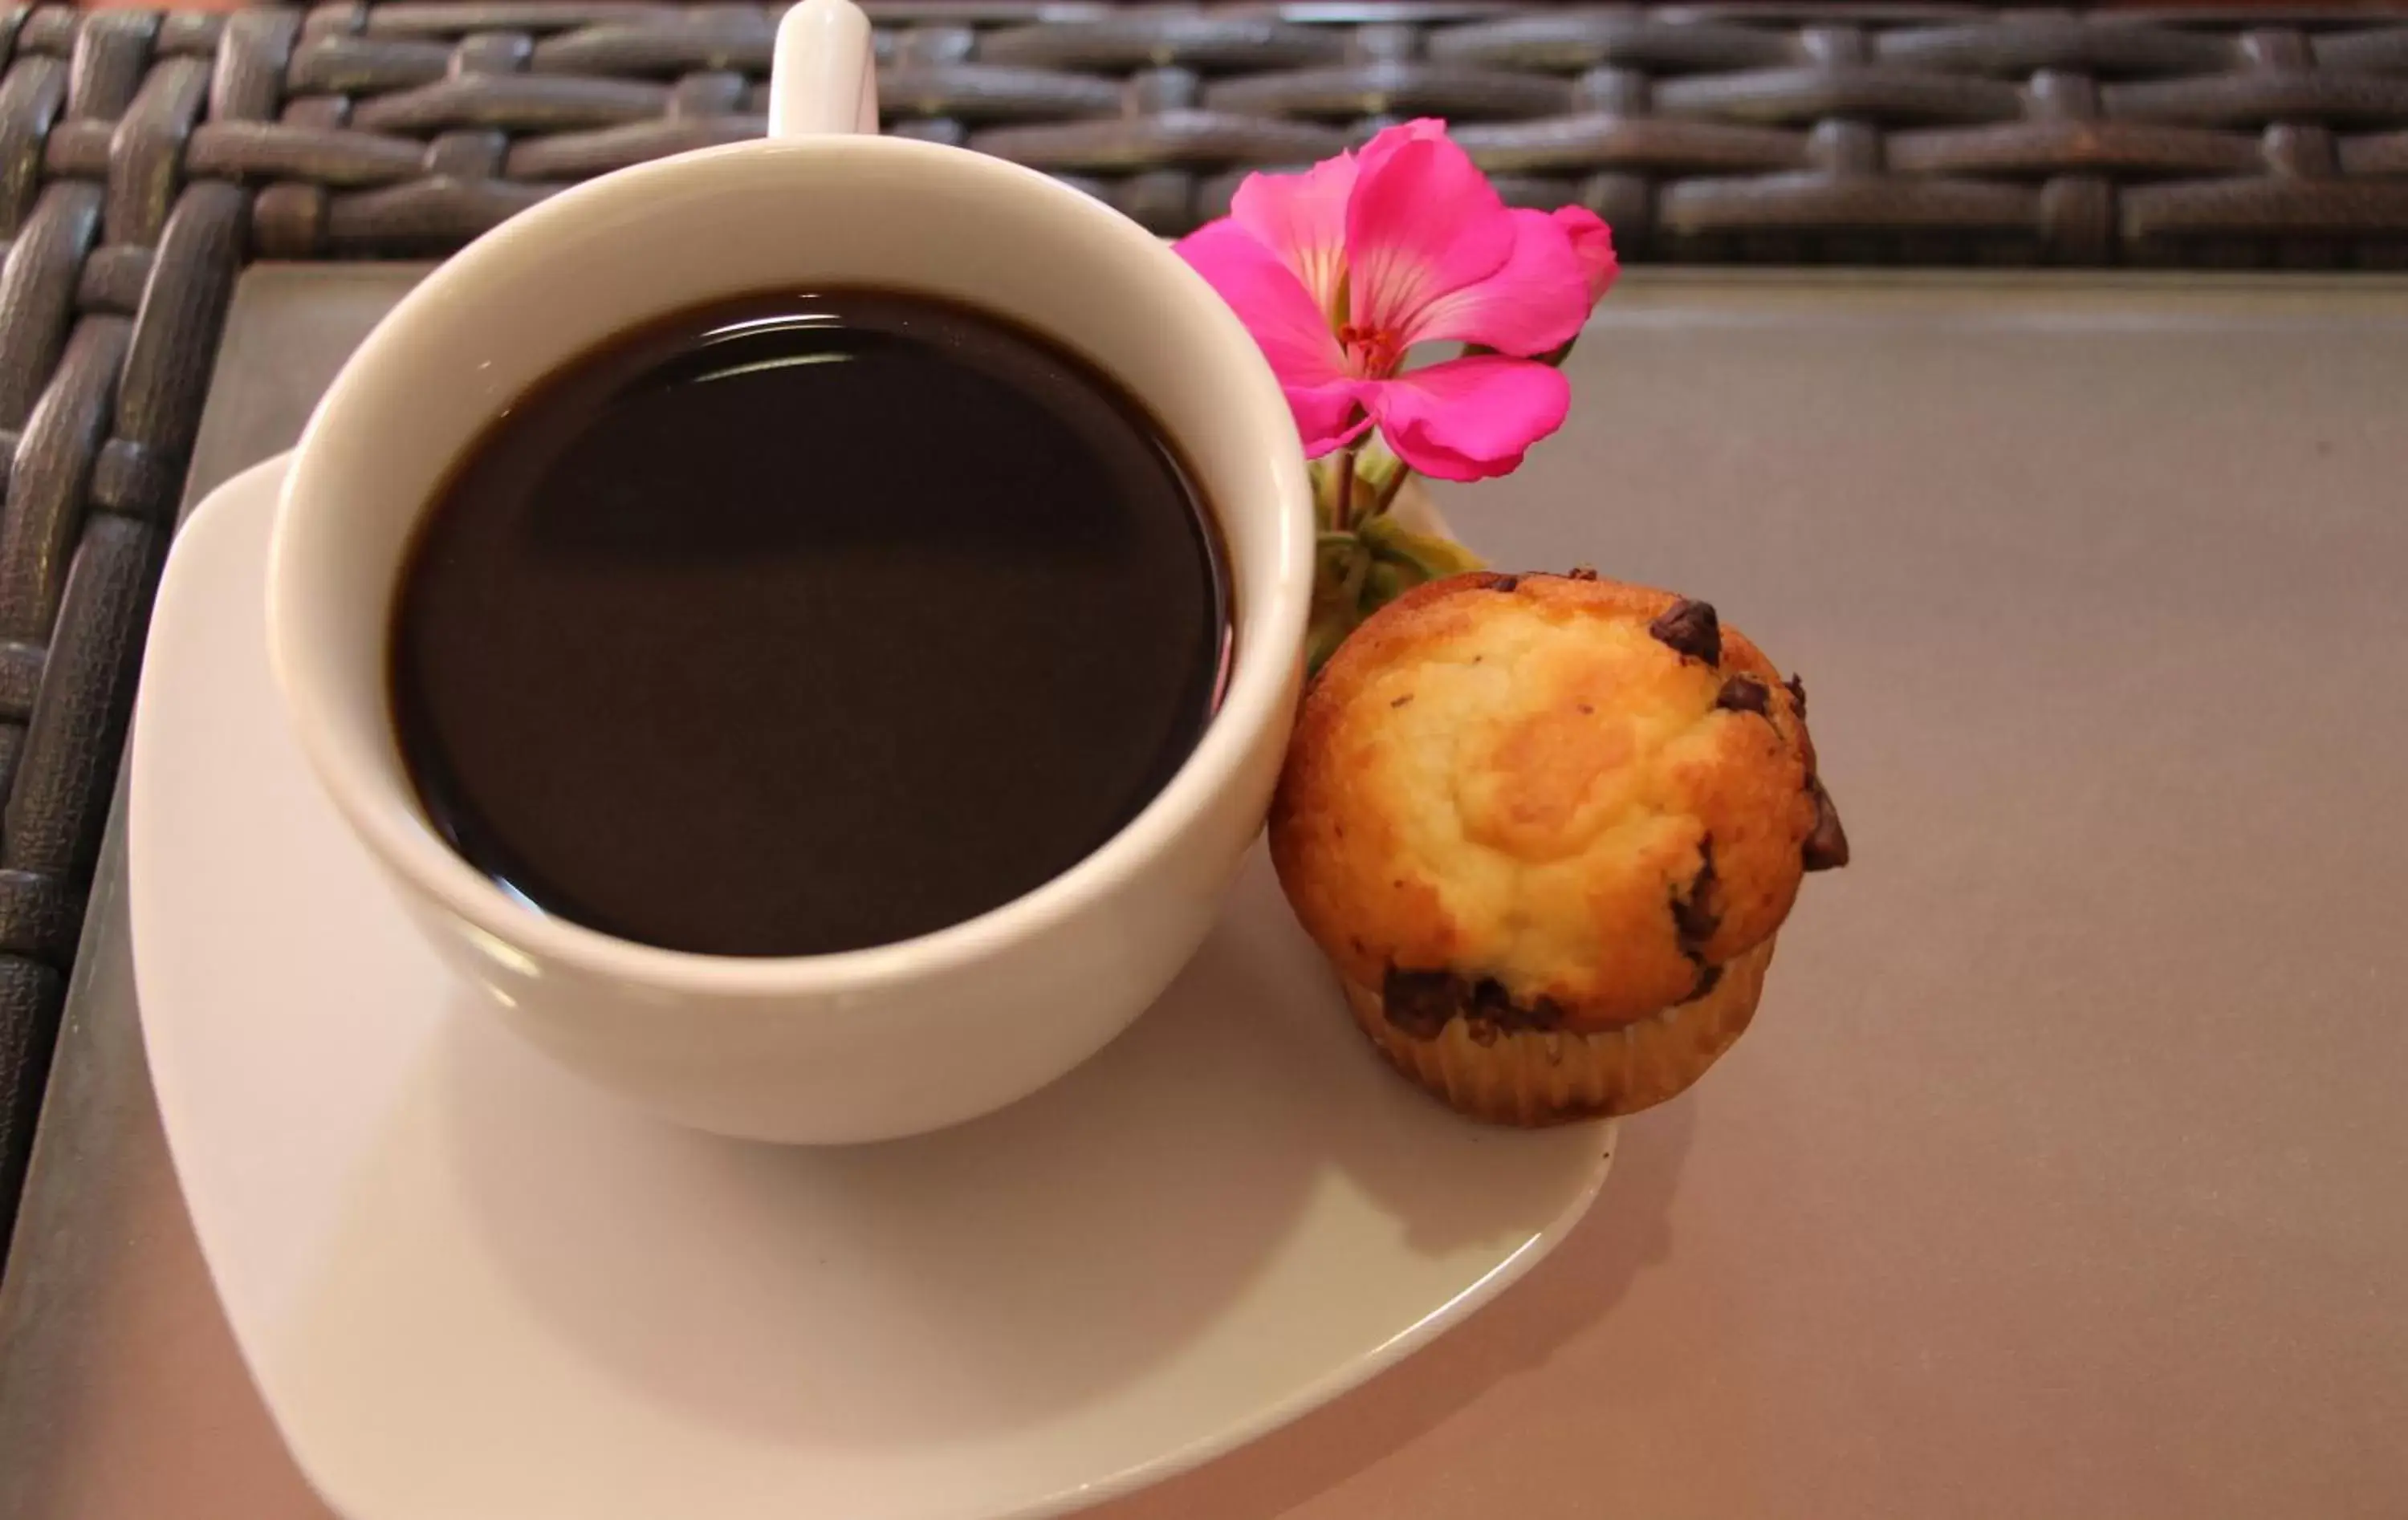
[266,0,1312,1144]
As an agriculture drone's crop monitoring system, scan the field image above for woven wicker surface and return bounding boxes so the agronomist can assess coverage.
[2,0,2408,1254]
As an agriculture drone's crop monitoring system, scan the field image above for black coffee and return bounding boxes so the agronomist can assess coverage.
[391,291,1227,957]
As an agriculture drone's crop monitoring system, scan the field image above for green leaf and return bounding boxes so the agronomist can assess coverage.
[1358,514,1485,580]
[1361,559,1409,612]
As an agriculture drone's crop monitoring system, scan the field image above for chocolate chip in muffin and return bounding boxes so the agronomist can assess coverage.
[1715,675,1771,716]
[1803,778,1851,872]
[1468,978,1513,1023]
[1488,575,1520,592]
[1382,968,1460,1039]
[1383,967,1569,1042]
[1784,673,1808,717]
[1649,598,1721,666]
[1671,838,1723,949]
[1473,977,1565,1032]
[1564,566,1599,581]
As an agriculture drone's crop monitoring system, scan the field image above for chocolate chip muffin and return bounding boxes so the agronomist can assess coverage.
[1269,569,1846,1125]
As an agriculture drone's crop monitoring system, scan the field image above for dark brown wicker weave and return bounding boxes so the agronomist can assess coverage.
[3,0,2408,1255]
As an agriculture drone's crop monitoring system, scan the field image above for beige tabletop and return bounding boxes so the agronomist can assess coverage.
[2,269,2405,1519]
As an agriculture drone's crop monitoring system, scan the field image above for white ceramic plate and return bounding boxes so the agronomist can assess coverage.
[128,455,1615,1520]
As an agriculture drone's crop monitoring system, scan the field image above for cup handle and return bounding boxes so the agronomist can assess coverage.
[768,0,879,140]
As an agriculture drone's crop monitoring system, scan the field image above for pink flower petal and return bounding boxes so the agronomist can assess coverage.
[1173,221,1345,386]
[1354,355,1571,482]
[1343,123,1516,356]
[1348,117,1450,179]
[1174,218,1361,451]
[1297,402,1375,460]
[1290,380,1368,457]
[1230,156,1357,319]
[1399,208,1591,356]
[1551,205,1621,306]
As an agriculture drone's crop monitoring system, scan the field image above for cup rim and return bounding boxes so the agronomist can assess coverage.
[269,134,1312,1000]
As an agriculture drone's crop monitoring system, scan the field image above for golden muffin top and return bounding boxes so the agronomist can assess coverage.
[1271,570,1845,1032]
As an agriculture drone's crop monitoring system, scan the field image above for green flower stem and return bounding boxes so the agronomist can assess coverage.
[1302,430,1493,673]
[1354,441,1406,515]
[1309,445,1369,533]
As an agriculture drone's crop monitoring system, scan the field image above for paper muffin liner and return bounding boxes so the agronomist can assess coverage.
[1339,937,1777,1127]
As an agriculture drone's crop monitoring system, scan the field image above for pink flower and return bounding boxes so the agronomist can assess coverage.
[1174,120,1603,482]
